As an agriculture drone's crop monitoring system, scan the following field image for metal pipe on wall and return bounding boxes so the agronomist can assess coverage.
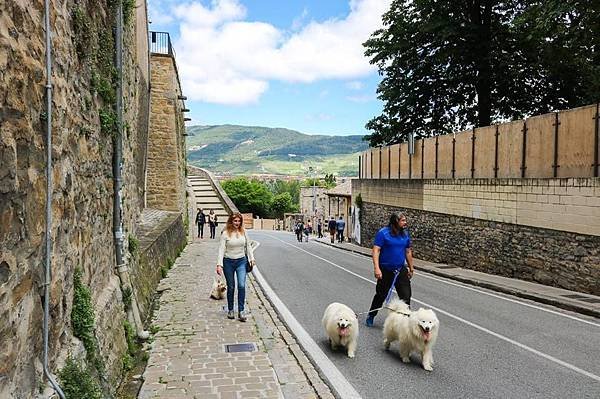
[43,0,66,396]
[113,0,149,340]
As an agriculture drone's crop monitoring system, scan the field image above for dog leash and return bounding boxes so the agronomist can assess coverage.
[355,270,409,317]
[354,305,411,317]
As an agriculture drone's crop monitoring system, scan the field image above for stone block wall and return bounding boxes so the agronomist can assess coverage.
[146,54,187,213]
[0,1,154,397]
[354,178,600,295]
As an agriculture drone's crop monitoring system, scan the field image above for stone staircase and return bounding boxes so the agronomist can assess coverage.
[188,175,230,222]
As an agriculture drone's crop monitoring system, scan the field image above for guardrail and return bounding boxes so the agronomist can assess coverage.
[149,31,176,58]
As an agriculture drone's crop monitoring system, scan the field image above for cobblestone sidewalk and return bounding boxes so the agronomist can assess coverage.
[138,238,335,399]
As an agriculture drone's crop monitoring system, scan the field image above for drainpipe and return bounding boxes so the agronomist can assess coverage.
[42,0,66,397]
[113,0,149,340]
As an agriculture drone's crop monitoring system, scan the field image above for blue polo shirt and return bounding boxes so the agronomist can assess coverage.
[373,227,411,270]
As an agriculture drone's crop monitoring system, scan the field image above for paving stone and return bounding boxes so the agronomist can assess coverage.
[138,229,334,398]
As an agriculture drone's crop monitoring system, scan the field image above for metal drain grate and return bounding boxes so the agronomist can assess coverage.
[224,343,257,353]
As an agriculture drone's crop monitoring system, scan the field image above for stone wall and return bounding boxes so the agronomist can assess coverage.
[146,54,187,213]
[0,1,153,397]
[354,178,600,295]
[130,212,186,319]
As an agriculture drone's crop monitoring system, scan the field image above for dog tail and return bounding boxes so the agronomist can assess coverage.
[386,298,410,314]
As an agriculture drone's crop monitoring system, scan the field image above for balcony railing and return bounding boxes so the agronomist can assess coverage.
[149,31,176,58]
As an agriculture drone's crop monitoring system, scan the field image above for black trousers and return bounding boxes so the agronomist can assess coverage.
[368,268,411,317]
[197,223,204,238]
[209,223,216,239]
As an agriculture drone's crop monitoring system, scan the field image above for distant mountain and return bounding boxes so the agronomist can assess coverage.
[186,124,368,176]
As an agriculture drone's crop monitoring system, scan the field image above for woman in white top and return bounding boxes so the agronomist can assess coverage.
[216,212,255,321]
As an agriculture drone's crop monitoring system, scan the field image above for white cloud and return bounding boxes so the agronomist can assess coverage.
[346,94,373,103]
[166,0,391,104]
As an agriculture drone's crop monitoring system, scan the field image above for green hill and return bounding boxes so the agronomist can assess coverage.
[186,125,368,176]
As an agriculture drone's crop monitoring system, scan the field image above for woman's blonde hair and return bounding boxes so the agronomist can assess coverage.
[225,212,245,236]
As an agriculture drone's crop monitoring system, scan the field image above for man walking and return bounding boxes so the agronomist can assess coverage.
[317,219,323,238]
[336,216,346,243]
[328,217,337,243]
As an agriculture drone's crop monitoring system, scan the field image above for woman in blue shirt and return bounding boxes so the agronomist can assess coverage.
[365,213,414,327]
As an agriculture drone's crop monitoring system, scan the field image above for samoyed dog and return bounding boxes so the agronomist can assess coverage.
[383,299,439,371]
[209,277,227,300]
[322,302,359,358]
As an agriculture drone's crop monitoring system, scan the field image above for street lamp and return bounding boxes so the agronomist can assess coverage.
[309,166,316,216]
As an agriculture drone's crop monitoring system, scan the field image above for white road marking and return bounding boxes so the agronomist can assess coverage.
[294,233,600,328]
[259,233,600,383]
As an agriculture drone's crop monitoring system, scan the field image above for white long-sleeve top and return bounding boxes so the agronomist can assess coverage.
[217,230,255,266]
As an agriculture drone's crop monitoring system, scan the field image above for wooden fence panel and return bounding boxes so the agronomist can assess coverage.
[400,142,410,179]
[381,146,390,178]
[412,139,424,178]
[373,148,381,179]
[558,104,596,177]
[474,126,496,178]
[423,137,437,178]
[366,150,372,178]
[437,134,454,179]
[454,130,472,178]
[390,144,400,179]
[497,120,524,178]
[526,113,555,178]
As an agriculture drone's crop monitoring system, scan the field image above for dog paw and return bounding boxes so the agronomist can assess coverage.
[348,352,355,358]
[423,364,433,371]
[401,357,410,363]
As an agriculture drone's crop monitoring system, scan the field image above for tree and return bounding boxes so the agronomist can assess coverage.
[270,192,295,218]
[324,173,337,188]
[269,179,301,205]
[363,0,600,146]
[221,177,273,217]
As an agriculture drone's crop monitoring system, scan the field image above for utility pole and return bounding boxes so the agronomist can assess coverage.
[309,166,316,219]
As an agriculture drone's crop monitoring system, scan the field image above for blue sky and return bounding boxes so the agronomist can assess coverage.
[147,0,390,136]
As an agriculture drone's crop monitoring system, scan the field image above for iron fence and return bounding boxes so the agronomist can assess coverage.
[149,31,176,58]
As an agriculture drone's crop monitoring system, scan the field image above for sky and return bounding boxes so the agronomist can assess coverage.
[147,0,391,136]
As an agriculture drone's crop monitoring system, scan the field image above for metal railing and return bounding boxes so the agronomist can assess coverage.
[149,31,176,58]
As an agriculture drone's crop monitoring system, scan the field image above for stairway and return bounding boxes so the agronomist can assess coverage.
[187,176,230,222]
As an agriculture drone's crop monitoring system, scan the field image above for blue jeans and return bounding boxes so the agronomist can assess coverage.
[222,257,248,312]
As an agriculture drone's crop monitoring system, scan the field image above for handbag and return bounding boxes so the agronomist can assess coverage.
[244,232,254,272]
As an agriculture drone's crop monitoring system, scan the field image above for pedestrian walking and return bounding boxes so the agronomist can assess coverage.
[209,209,218,239]
[336,216,346,243]
[216,212,255,322]
[317,219,323,238]
[195,208,206,238]
[365,213,414,327]
[295,220,304,242]
[328,217,336,243]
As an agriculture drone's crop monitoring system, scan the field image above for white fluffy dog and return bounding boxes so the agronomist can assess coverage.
[209,277,227,300]
[322,302,359,358]
[383,299,439,371]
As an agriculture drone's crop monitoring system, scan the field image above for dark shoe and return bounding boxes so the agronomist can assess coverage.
[365,315,374,327]
[227,310,235,319]
[238,312,247,322]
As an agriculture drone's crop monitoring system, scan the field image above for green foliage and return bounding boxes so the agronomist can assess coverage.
[123,0,136,24]
[363,0,600,146]
[222,177,273,217]
[72,6,94,60]
[128,235,139,254]
[323,173,337,188]
[71,268,103,372]
[122,286,132,312]
[123,320,139,357]
[268,179,301,204]
[58,357,103,399]
[99,108,117,136]
[270,192,294,218]
[160,266,168,278]
[149,324,160,335]
[355,192,363,211]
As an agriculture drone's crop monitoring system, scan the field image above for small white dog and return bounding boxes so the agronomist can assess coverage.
[383,299,439,371]
[322,302,359,358]
[209,277,227,300]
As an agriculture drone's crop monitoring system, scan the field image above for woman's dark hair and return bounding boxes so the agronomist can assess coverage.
[388,213,406,236]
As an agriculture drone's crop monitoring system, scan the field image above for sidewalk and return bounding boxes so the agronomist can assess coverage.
[314,237,600,319]
[138,238,335,399]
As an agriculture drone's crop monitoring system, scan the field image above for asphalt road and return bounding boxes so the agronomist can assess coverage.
[250,231,600,399]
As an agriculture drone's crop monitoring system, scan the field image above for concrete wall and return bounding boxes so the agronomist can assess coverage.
[146,54,187,213]
[353,178,600,295]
